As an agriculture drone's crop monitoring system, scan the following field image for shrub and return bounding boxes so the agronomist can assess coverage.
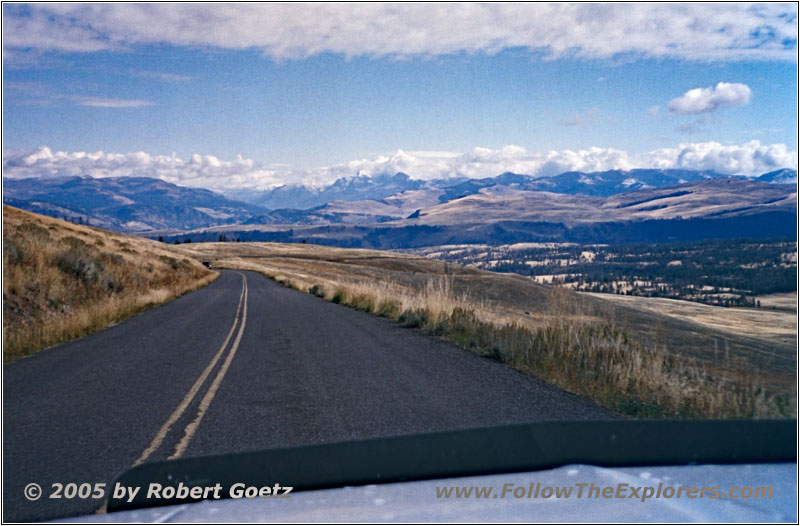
[350,294,374,312]
[159,255,180,270]
[55,249,106,283]
[3,238,24,265]
[62,236,88,249]
[17,222,50,240]
[398,309,429,328]
[376,300,401,318]
[97,272,123,293]
[103,252,125,265]
[309,284,326,298]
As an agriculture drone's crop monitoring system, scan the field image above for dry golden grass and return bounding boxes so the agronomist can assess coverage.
[3,206,217,361]
[755,292,797,312]
[585,292,797,348]
[177,241,795,419]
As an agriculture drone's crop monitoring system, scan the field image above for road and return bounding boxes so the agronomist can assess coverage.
[3,270,615,521]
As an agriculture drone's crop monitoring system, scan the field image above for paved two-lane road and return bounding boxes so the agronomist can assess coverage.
[4,270,614,521]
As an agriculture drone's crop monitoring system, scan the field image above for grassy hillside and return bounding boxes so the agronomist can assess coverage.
[3,206,217,362]
[176,241,795,419]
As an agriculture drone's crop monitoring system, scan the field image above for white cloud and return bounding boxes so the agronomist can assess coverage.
[2,4,796,62]
[72,96,153,108]
[647,105,661,117]
[640,140,797,175]
[126,70,192,83]
[668,82,753,115]
[4,82,154,108]
[1,147,273,190]
[4,141,796,192]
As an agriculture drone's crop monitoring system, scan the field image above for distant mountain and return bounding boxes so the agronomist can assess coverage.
[528,168,731,196]
[230,169,797,226]
[5,168,795,240]
[227,172,433,210]
[2,176,266,232]
[408,177,796,226]
[227,168,783,213]
[436,169,730,201]
[757,169,798,185]
[155,178,797,248]
[244,188,446,225]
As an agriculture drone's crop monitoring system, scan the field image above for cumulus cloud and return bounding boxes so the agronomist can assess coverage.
[668,82,753,115]
[2,3,796,62]
[3,141,796,192]
[640,140,797,175]
[1,147,275,190]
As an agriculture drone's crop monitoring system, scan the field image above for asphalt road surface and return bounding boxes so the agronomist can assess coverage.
[3,270,615,521]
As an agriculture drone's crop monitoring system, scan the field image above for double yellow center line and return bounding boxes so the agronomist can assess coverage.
[133,272,249,466]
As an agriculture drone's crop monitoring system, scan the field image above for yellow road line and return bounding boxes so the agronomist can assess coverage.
[168,276,249,460]
[131,273,247,467]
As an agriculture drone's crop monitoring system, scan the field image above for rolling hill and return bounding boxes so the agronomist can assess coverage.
[2,176,266,232]
[2,205,216,360]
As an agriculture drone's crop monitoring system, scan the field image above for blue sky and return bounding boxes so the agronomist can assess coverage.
[2,3,797,190]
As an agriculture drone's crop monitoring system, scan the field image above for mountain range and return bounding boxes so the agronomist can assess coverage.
[242,168,797,227]
[3,168,796,248]
[224,172,433,210]
[227,168,800,211]
[181,177,796,248]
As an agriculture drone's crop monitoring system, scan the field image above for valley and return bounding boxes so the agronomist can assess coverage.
[406,238,797,308]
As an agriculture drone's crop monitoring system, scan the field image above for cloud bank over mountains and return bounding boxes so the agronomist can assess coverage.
[3,3,796,63]
[3,141,796,192]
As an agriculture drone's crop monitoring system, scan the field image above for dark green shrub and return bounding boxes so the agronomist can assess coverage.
[309,284,326,298]
[376,300,400,318]
[398,309,429,328]
[351,294,374,312]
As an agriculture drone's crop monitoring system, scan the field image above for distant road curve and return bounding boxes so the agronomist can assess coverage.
[3,270,614,521]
